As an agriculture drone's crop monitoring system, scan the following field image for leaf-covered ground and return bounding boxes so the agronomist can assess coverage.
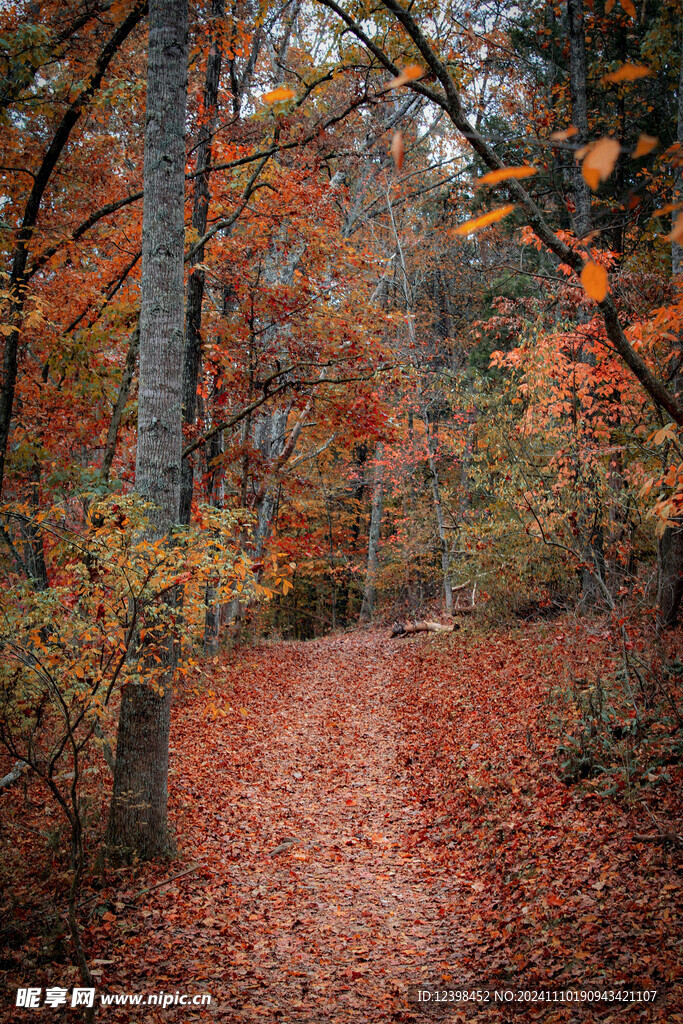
[2,624,682,1021]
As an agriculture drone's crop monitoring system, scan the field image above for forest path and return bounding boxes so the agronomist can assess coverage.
[95,626,679,1024]
[169,630,461,1022]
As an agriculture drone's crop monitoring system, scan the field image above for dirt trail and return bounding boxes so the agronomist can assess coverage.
[168,631,461,1022]
[96,627,679,1023]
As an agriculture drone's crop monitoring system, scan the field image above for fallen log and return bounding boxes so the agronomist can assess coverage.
[391,620,456,637]
[0,761,27,790]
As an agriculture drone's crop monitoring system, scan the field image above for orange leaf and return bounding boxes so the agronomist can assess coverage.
[387,65,424,88]
[665,213,683,244]
[632,134,658,158]
[601,63,650,84]
[652,202,683,219]
[581,137,620,191]
[550,125,578,141]
[620,0,636,16]
[605,0,616,9]
[478,165,537,185]
[580,261,609,302]
[454,205,515,235]
[261,86,295,103]
[582,165,600,191]
[391,131,404,170]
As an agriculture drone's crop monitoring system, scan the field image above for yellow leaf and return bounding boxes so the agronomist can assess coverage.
[454,204,515,236]
[665,212,683,244]
[619,0,636,16]
[632,134,658,158]
[580,261,609,302]
[550,125,578,141]
[581,137,620,191]
[478,165,537,185]
[386,65,424,89]
[601,63,650,84]
[261,86,295,103]
[391,131,404,170]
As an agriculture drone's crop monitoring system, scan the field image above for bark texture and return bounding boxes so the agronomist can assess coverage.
[657,523,683,628]
[656,29,683,628]
[360,442,384,622]
[673,25,683,280]
[180,0,224,525]
[566,0,592,238]
[106,0,188,863]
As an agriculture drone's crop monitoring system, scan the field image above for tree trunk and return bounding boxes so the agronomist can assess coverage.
[672,22,683,281]
[567,0,608,608]
[360,442,384,622]
[657,29,683,628]
[657,523,683,628]
[423,417,453,614]
[566,0,592,238]
[180,0,224,525]
[106,0,188,863]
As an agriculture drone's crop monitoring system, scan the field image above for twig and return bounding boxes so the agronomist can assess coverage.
[125,863,199,902]
[633,833,683,846]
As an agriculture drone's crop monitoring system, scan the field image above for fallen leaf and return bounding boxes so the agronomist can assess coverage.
[261,86,295,103]
[391,131,404,170]
[601,63,650,84]
[454,204,515,235]
[580,261,609,301]
[652,202,683,218]
[581,137,621,190]
[550,125,578,141]
[632,134,658,158]
[478,166,537,185]
[666,212,683,244]
[387,65,424,88]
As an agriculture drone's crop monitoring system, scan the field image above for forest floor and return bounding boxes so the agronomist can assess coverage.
[2,622,682,1022]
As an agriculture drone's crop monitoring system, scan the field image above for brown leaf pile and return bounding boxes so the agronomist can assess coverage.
[2,625,681,1022]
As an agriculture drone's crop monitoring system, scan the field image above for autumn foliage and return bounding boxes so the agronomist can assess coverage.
[1,0,682,1017]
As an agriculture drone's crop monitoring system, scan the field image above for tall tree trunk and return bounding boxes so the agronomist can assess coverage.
[657,28,683,628]
[672,20,683,282]
[180,0,224,526]
[567,0,607,607]
[423,416,453,613]
[566,0,592,238]
[360,442,384,622]
[106,0,188,863]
